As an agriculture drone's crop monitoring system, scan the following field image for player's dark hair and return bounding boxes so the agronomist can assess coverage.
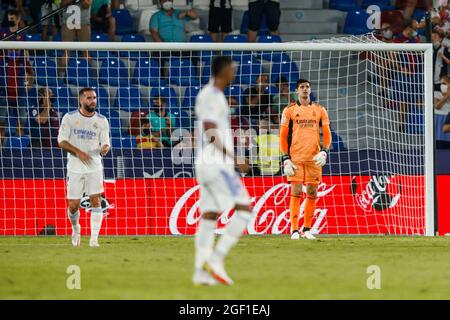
[211,56,233,78]
[296,79,311,88]
[79,87,96,97]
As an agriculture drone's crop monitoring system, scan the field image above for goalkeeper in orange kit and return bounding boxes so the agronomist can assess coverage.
[279,79,332,240]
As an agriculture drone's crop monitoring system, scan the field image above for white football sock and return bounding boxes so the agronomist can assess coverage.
[90,207,103,240]
[68,209,80,230]
[211,211,251,262]
[195,218,216,271]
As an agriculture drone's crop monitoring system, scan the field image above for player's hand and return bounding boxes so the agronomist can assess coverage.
[76,150,92,165]
[236,162,250,175]
[100,145,110,156]
[283,159,297,177]
[313,151,328,167]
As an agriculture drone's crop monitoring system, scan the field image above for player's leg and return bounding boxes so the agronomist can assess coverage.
[301,162,321,240]
[86,171,105,247]
[66,172,84,247]
[247,0,263,43]
[289,183,303,240]
[205,171,252,285]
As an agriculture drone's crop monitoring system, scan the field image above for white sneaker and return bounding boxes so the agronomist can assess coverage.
[71,225,81,247]
[203,259,234,286]
[193,269,218,286]
[89,237,100,247]
[301,230,317,240]
[291,231,300,240]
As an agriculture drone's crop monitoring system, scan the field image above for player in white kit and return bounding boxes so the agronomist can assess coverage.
[193,56,253,286]
[57,88,110,247]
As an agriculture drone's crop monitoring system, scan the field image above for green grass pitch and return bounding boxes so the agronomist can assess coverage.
[1,236,450,299]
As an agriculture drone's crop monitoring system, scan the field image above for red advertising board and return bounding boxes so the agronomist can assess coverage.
[0,175,427,236]
[438,175,450,235]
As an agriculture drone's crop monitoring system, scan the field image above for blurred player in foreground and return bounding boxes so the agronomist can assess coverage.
[58,88,111,247]
[280,79,332,240]
[193,56,252,286]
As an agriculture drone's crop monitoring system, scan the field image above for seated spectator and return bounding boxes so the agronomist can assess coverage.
[0,9,35,140]
[91,0,116,41]
[376,22,394,42]
[136,118,163,149]
[443,111,450,133]
[432,30,450,91]
[129,110,150,136]
[40,0,60,41]
[247,0,281,43]
[241,87,267,127]
[434,75,450,148]
[255,118,280,176]
[271,76,296,116]
[29,87,60,148]
[59,0,91,75]
[111,0,121,10]
[149,0,198,43]
[229,96,249,132]
[393,20,421,43]
[208,0,232,42]
[147,97,175,147]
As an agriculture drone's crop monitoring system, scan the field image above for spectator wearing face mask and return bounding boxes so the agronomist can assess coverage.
[432,30,450,91]
[434,75,450,148]
[377,22,394,42]
[149,0,199,42]
[147,97,175,147]
[393,20,420,43]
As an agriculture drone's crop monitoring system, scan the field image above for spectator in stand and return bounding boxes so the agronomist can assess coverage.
[247,0,281,43]
[147,97,175,147]
[393,20,421,43]
[0,9,35,142]
[111,0,121,10]
[443,111,450,133]
[29,87,60,148]
[434,75,450,148]
[91,0,116,41]
[271,76,296,116]
[1,0,25,28]
[136,118,163,149]
[59,0,92,75]
[208,0,232,42]
[241,75,271,128]
[432,30,450,91]
[149,0,198,43]
[229,96,249,132]
[376,22,394,42]
[41,0,60,41]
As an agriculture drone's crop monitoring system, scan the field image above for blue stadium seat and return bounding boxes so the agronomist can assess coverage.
[98,58,130,87]
[329,0,360,11]
[343,10,371,35]
[91,86,110,114]
[235,55,263,85]
[51,86,77,115]
[114,86,145,112]
[91,33,113,60]
[33,58,60,87]
[24,33,42,41]
[170,108,191,129]
[112,136,136,148]
[112,9,134,35]
[361,0,395,10]
[412,9,426,22]
[150,86,179,108]
[270,58,300,86]
[257,35,282,43]
[66,58,99,87]
[168,58,199,86]
[4,136,30,149]
[132,58,167,87]
[257,35,287,62]
[190,35,213,62]
[223,34,249,61]
[104,110,123,137]
[240,11,269,35]
[200,62,211,85]
[182,86,201,110]
[224,85,243,104]
[120,34,148,60]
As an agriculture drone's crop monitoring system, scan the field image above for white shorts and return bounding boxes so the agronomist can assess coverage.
[196,165,251,213]
[67,170,104,200]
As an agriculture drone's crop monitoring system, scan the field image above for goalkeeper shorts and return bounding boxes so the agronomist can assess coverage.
[66,170,104,199]
[287,161,322,185]
[196,165,251,213]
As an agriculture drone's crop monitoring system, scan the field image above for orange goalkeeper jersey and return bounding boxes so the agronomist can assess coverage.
[280,101,330,163]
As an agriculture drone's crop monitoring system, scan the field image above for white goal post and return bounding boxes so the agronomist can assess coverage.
[0,39,435,236]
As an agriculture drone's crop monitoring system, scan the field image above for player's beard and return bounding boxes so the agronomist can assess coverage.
[83,104,96,113]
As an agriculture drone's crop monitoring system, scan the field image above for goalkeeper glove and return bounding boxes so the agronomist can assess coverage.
[313,147,329,167]
[282,154,297,177]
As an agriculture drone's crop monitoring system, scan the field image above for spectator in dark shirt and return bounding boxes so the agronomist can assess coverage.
[443,112,450,133]
[91,0,116,41]
[29,88,60,148]
[0,10,35,141]
[393,20,420,43]
[208,0,232,42]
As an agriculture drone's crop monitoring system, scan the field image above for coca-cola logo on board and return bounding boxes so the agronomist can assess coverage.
[351,175,401,212]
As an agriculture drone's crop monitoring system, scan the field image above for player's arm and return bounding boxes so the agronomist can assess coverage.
[313,106,332,167]
[203,121,235,162]
[57,115,92,165]
[100,118,111,156]
[279,107,296,176]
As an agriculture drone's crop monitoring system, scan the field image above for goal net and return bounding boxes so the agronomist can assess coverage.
[0,35,434,236]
